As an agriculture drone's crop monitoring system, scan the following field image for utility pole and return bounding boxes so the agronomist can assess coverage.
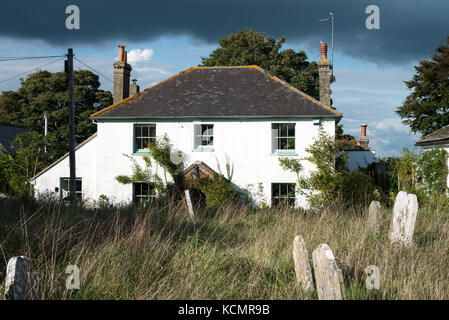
[65,48,76,203]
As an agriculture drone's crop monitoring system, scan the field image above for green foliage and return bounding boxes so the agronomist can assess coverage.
[388,148,448,205]
[335,171,376,207]
[279,127,376,210]
[416,148,448,197]
[396,36,449,135]
[115,154,164,194]
[189,174,241,209]
[215,154,235,181]
[201,29,334,101]
[149,134,184,189]
[115,135,184,197]
[0,131,48,196]
[0,70,112,163]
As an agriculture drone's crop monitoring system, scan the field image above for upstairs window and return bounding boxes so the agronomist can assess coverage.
[272,123,295,153]
[60,178,82,202]
[134,124,156,152]
[194,124,214,150]
[271,183,296,207]
[133,182,156,205]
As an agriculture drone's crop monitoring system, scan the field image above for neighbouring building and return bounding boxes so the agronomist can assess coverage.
[415,124,449,188]
[345,124,376,171]
[0,123,28,153]
[31,43,341,208]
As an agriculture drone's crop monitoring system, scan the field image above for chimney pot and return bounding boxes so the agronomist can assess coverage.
[124,51,128,63]
[320,42,328,60]
[361,124,367,137]
[118,45,125,62]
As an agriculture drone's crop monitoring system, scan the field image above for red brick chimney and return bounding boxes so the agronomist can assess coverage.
[113,45,132,104]
[356,124,370,150]
[318,41,331,107]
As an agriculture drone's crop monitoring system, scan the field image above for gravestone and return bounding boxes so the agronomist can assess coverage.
[312,244,345,300]
[389,191,418,248]
[292,235,314,291]
[4,256,36,300]
[368,200,382,232]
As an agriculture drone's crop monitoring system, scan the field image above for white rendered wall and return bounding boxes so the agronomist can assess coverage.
[33,136,98,201]
[345,150,376,172]
[34,118,335,208]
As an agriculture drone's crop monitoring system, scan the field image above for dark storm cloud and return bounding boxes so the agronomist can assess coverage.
[0,0,447,64]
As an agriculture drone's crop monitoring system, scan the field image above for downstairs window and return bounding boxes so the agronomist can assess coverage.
[60,178,82,202]
[133,182,156,205]
[271,183,296,207]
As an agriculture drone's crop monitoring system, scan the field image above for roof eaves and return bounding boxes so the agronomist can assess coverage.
[415,138,449,146]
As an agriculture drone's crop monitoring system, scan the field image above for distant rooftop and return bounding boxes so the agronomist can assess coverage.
[415,124,449,146]
[0,123,29,153]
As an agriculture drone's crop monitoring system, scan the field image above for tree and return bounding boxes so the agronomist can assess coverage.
[202,30,354,143]
[201,29,331,101]
[0,70,112,163]
[396,36,449,136]
[0,131,48,196]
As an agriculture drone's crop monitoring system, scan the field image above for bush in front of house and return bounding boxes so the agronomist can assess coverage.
[279,126,376,211]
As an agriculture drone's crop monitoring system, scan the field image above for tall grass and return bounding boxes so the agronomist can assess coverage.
[0,197,448,299]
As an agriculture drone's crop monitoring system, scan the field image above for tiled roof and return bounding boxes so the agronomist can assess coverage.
[415,124,449,146]
[92,66,340,119]
[0,123,28,153]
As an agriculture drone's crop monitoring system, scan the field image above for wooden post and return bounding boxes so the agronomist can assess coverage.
[184,190,196,229]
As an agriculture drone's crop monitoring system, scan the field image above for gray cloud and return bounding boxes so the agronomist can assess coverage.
[0,0,447,64]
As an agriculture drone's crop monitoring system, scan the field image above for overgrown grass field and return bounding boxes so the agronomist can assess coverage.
[1,198,448,299]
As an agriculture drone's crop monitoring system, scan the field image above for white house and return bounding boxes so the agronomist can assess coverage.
[31,43,341,208]
[415,124,449,188]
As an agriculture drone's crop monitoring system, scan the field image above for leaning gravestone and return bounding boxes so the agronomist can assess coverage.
[312,244,345,300]
[4,256,36,300]
[292,235,314,291]
[389,191,418,248]
[368,200,382,232]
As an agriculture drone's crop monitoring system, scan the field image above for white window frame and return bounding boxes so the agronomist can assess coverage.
[134,123,156,153]
[194,123,214,151]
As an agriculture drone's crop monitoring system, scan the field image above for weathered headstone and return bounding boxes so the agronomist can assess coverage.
[368,200,382,232]
[4,256,36,300]
[312,244,345,300]
[184,190,196,229]
[292,235,314,291]
[389,191,418,248]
